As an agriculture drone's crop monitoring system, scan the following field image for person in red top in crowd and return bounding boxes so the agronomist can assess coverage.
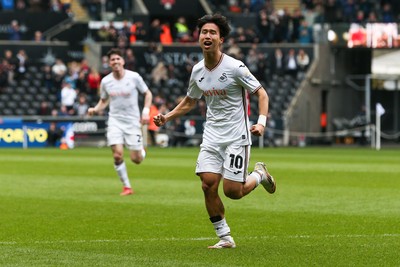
[147,103,160,146]
[160,22,173,44]
[87,68,101,95]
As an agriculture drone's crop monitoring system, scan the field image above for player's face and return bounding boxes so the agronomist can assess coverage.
[199,23,223,52]
[109,54,125,72]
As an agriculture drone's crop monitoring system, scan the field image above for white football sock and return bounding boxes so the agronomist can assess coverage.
[212,218,231,238]
[114,161,131,188]
[141,148,146,159]
[248,171,262,187]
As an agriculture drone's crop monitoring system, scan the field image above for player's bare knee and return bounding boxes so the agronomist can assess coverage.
[224,188,243,199]
[131,157,142,164]
[113,153,123,163]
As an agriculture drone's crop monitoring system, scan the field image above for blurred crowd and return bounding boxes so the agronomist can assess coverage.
[1,0,398,146]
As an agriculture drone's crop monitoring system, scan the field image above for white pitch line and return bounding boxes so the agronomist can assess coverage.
[0,234,399,245]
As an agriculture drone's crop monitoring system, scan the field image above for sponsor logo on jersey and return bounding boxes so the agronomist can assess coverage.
[203,88,227,97]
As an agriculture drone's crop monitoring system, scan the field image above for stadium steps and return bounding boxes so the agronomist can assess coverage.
[70,0,90,22]
[273,0,300,12]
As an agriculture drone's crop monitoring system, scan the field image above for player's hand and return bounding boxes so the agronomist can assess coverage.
[142,114,150,124]
[87,107,96,116]
[250,124,265,136]
[153,114,166,126]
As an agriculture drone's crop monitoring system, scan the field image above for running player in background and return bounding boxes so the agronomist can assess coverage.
[153,13,276,248]
[88,48,152,196]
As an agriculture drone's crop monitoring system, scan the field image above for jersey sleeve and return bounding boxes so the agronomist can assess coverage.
[187,73,203,99]
[99,79,108,100]
[134,73,149,94]
[234,62,262,94]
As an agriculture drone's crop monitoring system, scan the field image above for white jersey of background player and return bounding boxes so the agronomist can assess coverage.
[88,48,152,196]
[153,14,276,249]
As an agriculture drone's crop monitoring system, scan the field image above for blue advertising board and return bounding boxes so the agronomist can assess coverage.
[0,118,47,148]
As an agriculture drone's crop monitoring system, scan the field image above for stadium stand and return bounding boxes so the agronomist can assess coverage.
[1,0,399,146]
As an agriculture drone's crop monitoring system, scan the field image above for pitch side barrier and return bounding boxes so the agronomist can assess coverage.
[0,115,209,148]
[0,116,106,148]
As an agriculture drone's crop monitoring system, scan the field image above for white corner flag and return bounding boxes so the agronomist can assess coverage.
[376,103,385,117]
[375,103,385,150]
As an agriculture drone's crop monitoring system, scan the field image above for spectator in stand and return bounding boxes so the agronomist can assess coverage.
[74,93,89,116]
[354,9,366,23]
[3,50,17,85]
[15,49,28,80]
[256,9,271,43]
[116,32,129,54]
[63,65,78,89]
[85,0,100,20]
[240,0,251,14]
[324,0,342,23]
[9,20,22,41]
[291,8,304,42]
[270,10,285,43]
[107,21,119,44]
[97,25,110,41]
[47,122,64,147]
[271,48,284,76]
[160,22,173,45]
[245,47,259,75]
[42,65,55,92]
[381,3,395,23]
[0,62,8,93]
[129,21,147,44]
[124,48,136,71]
[75,69,89,94]
[342,0,357,23]
[256,50,267,81]
[119,20,131,42]
[298,19,313,44]
[284,48,298,78]
[296,48,310,72]
[279,7,292,42]
[173,16,190,42]
[33,31,45,42]
[52,58,68,89]
[60,80,77,114]
[366,11,379,23]
[227,0,241,13]
[148,19,162,43]
[147,103,160,146]
[80,58,90,75]
[37,101,52,116]
[225,37,242,58]
[55,105,70,116]
[151,61,168,86]
[87,68,101,95]
[60,0,72,13]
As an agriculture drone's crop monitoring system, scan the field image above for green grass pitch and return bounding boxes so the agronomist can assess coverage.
[0,147,399,266]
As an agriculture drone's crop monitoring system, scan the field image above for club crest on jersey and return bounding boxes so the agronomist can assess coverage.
[218,73,227,83]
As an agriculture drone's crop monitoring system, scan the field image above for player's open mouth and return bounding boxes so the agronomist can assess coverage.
[203,41,212,47]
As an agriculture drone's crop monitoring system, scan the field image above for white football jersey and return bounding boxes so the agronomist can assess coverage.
[187,53,262,146]
[100,70,149,128]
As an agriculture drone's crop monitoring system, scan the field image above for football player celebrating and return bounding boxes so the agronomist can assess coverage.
[88,48,152,196]
[153,13,276,248]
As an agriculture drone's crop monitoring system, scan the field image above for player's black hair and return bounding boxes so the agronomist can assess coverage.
[107,48,123,58]
[197,13,231,39]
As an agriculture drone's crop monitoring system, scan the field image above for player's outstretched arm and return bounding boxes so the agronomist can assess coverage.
[153,96,197,127]
[250,88,269,136]
[88,98,109,116]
